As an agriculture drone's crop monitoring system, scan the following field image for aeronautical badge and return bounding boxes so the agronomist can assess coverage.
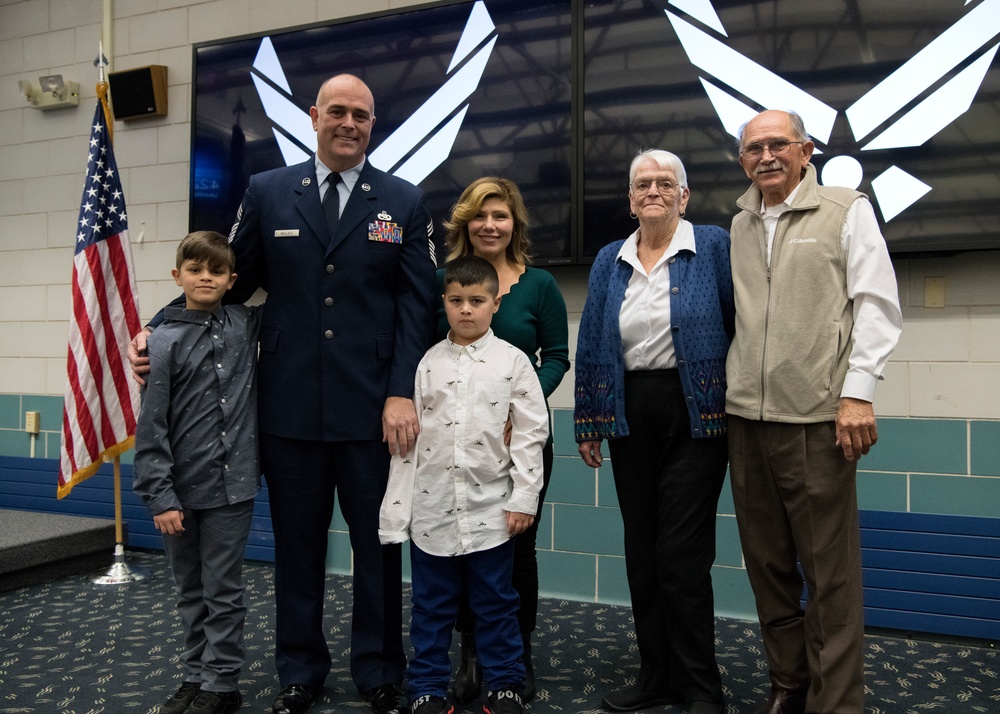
[301,177,311,186]
[369,218,402,244]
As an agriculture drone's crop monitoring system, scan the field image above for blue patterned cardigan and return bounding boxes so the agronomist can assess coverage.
[574,224,735,441]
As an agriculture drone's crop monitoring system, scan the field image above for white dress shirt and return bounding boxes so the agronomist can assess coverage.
[379,329,548,557]
[760,186,902,402]
[315,156,363,218]
[617,220,697,371]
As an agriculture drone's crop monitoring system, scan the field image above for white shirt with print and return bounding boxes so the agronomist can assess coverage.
[379,328,548,557]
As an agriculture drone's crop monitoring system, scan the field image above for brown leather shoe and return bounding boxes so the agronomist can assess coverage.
[753,682,807,714]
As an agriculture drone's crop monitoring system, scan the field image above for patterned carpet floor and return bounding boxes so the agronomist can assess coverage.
[0,550,996,713]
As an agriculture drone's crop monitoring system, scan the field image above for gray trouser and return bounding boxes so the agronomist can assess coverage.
[162,499,254,692]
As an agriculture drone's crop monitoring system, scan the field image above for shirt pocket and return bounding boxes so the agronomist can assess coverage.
[473,382,511,425]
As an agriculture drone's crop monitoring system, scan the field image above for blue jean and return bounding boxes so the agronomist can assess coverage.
[407,539,524,700]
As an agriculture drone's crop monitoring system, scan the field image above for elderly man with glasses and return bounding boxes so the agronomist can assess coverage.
[726,109,902,714]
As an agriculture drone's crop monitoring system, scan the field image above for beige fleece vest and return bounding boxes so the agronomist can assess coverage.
[726,165,864,423]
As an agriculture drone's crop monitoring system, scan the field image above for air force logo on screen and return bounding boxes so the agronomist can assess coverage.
[664,0,1000,221]
[249,1,497,187]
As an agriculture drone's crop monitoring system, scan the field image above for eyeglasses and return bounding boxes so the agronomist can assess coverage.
[630,178,681,194]
[740,139,805,158]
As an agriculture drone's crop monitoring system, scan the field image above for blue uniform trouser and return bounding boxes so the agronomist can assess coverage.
[408,539,524,701]
[262,434,405,693]
[162,499,254,692]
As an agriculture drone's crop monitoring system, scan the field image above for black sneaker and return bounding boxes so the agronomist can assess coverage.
[160,681,201,714]
[185,689,243,714]
[484,689,524,714]
[409,694,454,714]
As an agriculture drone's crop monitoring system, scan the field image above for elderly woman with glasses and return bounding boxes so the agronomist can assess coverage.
[574,149,734,714]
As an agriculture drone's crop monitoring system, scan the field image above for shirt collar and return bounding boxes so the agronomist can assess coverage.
[616,218,697,263]
[759,182,802,216]
[315,156,364,195]
[163,305,226,324]
[445,327,494,359]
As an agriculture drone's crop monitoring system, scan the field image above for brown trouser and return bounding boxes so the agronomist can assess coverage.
[728,416,865,714]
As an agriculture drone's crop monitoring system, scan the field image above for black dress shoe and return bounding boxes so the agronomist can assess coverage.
[602,683,684,712]
[272,684,318,714]
[685,699,725,714]
[365,683,405,714]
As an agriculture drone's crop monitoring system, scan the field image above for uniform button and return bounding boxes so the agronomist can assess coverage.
[221,398,227,404]
[217,363,223,369]
[668,256,676,264]
[324,297,333,306]
[672,325,680,332]
[326,264,335,273]
[324,330,334,339]
[671,286,679,294]
[677,360,685,367]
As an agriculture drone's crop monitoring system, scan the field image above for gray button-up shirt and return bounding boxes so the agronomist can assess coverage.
[134,305,262,515]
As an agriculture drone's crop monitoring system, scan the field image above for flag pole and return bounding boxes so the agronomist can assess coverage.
[93,455,147,584]
[91,40,147,586]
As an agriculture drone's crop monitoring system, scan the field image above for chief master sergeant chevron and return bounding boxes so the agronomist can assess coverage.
[130,74,437,714]
[725,109,902,714]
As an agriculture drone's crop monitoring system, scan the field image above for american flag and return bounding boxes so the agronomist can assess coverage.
[58,96,142,498]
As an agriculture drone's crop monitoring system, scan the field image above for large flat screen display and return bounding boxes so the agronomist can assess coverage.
[191,0,1000,261]
[191,0,573,263]
[583,0,1000,258]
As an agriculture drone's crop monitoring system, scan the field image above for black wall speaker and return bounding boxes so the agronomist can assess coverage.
[108,65,168,121]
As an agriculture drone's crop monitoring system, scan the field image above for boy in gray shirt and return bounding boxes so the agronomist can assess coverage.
[134,230,262,714]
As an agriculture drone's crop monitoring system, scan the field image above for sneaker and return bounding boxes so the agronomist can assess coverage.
[484,689,524,714]
[409,694,454,714]
[160,681,201,714]
[185,689,243,714]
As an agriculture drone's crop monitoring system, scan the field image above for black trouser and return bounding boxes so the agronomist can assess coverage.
[456,442,554,635]
[607,369,727,702]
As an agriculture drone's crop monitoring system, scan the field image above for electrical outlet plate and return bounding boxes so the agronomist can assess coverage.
[924,277,946,308]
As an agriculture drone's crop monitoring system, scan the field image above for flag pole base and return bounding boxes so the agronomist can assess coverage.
[93,544,148,585]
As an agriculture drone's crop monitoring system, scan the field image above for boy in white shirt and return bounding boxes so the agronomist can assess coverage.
[379,255,548,714]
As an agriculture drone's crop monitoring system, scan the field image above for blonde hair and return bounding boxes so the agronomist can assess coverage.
[443,177,532,265]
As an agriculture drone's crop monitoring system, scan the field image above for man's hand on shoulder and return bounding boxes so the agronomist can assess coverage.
[383,396,419,457]
[836,397,878,462]
[128,326,154,386]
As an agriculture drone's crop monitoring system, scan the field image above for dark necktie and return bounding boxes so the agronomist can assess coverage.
[322,172,341,237]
